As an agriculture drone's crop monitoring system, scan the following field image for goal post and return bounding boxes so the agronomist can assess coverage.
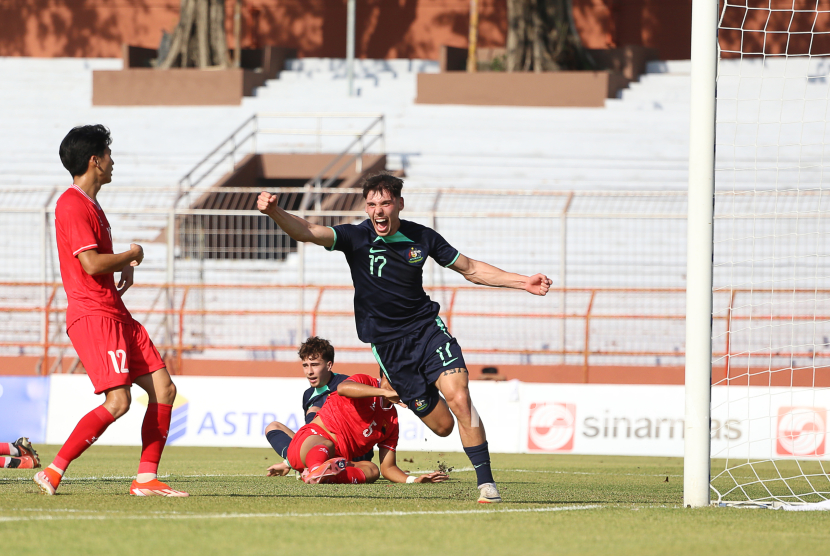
[686,0,830,508]
[684,0,719,509]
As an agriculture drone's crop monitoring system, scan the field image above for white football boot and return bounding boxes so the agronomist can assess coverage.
[477,482,502,503]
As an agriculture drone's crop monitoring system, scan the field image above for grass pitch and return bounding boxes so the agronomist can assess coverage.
[1,446,828,556]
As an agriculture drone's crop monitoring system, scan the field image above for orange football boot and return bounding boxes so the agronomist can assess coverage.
[33,468,61,495]
[301,457,347,484]
[9,456,38,469]
[12,437,40,468]
[129,478,189,497]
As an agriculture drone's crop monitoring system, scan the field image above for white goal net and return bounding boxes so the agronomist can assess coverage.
[708,0,830,506]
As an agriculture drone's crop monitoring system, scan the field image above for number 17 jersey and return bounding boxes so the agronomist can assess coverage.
[327,219,460,343]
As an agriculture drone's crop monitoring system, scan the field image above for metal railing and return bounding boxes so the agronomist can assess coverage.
[2,187,828,377]
[176,112,385,203]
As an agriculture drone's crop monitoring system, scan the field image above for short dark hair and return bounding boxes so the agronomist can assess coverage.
[59,125,112,178]
[298,336,335,364]
[362,172,403,199]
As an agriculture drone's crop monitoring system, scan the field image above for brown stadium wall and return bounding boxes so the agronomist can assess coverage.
[0,0,698,62]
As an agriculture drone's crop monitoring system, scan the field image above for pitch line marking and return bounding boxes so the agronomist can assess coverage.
[0,505,602,523]
[0,473,253,482]
[0,468,683,482]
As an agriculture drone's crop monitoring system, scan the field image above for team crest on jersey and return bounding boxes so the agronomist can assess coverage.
[407,247,424,264]
[413,398,430,412]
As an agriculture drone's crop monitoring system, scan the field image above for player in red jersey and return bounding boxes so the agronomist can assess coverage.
[34,125,187,497]
[286,373,448,485]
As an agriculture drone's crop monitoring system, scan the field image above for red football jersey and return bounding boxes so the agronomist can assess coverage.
[55,185,132,329]
[316,373,399,461]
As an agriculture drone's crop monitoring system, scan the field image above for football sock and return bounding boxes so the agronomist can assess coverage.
[304,444,333,469]
[42,466,63,488]
[53,405,115,471]
[47,464,64,476]
[1,457,12,468]
[463,442,495,486]
[331,466,366,484]
[0,442,18,456]
[137,403,172,481]
[266,429,292,460]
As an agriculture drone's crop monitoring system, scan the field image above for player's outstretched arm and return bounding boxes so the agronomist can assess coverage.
[337,381,406,407]
[449,254,552,296]
[257,191,335,248]
[77,243,144,276]
[378,447,449,484]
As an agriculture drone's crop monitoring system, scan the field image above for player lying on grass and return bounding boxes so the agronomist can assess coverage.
[258,173,551,502]
[0,438,40,469]
[264,336,372,477]
[34,125,187,497]
[269,372,448,484]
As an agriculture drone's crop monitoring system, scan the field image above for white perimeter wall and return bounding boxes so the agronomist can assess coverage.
[45,376,830,460]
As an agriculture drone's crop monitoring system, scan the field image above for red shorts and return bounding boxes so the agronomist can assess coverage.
[68,316,165,394]
[286,423,338,471]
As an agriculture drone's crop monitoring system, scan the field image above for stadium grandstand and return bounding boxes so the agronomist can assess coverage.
[0,52,700,373]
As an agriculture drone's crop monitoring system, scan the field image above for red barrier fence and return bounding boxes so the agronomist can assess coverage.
[1,283,827,380]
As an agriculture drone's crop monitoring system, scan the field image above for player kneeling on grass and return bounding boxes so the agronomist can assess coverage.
[264,336,373,477]
[34,125,187,497]
[272,373,447,484]
[0,438,40,469]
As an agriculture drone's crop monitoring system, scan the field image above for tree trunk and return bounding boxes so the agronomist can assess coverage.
[506,0,590,72]
[210,0,230,67]
[196,0,209,67]
[467,0,479,72]
[158,0,229,69]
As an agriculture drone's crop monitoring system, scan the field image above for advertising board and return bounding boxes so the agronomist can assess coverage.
[45,376,830,460]
[0,376,50,443]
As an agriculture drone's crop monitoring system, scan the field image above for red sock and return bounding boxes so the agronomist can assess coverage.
[138,403,172,475]
[304,445,332,469]
[43,467,63,487]
[0,443,13,456]
[54,405,115,471]
[332,466,367,484]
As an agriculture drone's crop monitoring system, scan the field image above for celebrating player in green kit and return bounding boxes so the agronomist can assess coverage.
[258,173,551,503]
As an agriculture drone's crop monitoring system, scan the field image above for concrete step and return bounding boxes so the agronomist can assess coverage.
[284,57,439,75]
[402,177,689,191]
[646,60,692,74]
[275,70,406,82]
[604,98,691,112]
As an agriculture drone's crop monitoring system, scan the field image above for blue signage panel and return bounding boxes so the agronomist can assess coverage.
[0,376,50,443]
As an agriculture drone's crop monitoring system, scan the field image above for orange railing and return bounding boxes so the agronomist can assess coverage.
[1,282,828,378]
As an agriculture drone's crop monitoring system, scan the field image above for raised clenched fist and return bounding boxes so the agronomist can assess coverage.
[257,191,278,215]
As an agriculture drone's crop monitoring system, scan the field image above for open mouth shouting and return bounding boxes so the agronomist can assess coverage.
[374,217,390,235]
[365,188,403,236]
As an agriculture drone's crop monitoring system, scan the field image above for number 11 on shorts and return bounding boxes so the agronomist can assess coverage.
[108,350,128,374]
[436,343,458,366]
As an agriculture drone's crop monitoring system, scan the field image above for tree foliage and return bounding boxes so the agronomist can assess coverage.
[159,0,230,69]
[506,0,589,72]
